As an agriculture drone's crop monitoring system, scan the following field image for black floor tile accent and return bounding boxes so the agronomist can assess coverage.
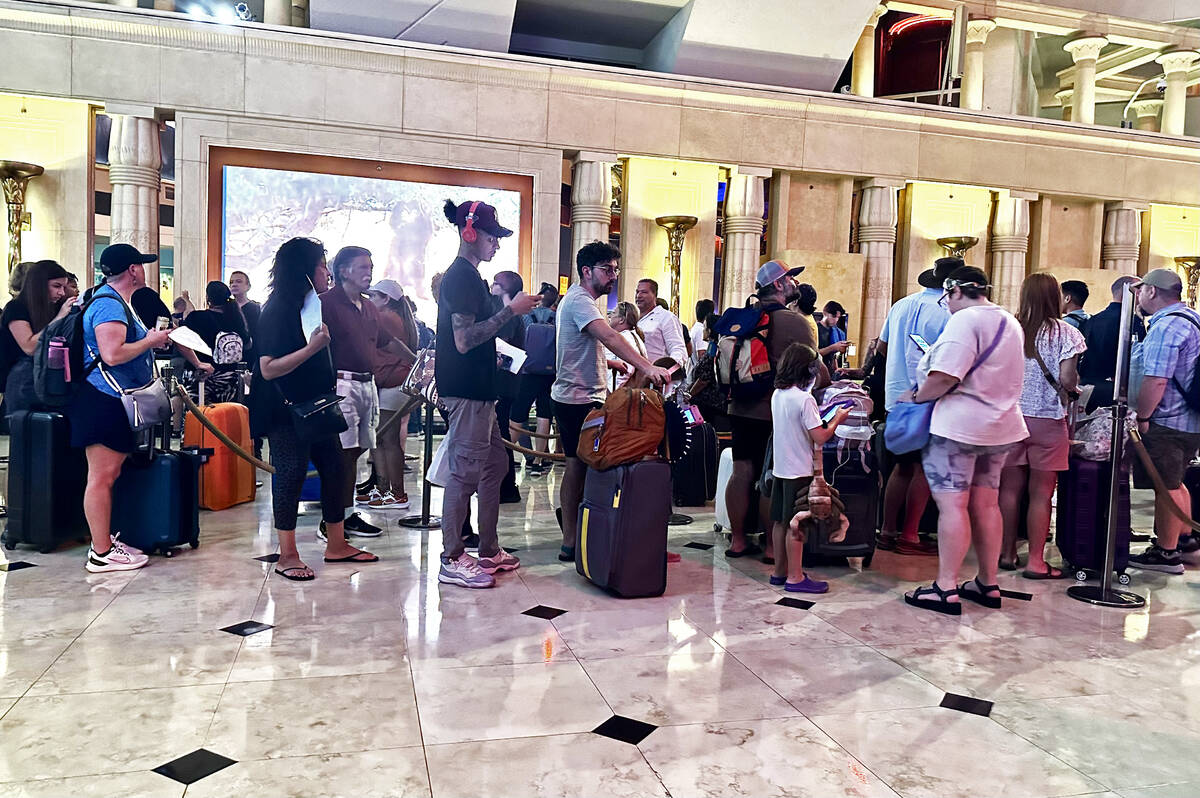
[254,553,281,563]
[776,597,815,610]
[684,542,714,550]
[593,714,657,745]
[940,692,993,717]
[503,547,520,553]
[153,749,237,784]
[522,605,567,620]
[220,620,274,636]
[0,561,37,572]
[999,589,1033,601]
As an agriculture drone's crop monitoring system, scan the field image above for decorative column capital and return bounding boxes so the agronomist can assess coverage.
[1155,48,1199,75]
[1131,98,1164,118]
[1064,35,1108,64]
[866,4,888,28]
[1054,88,1072,107]
[1104,200,1148,212]
[572,150,617,166]
[991,235,1028,253]
[965,18,997,46]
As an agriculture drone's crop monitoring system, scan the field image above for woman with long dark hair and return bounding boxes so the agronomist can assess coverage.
[1,259,74,417]
[249,237,379,581]
[998,272,1085,577]
[176,280,251,404]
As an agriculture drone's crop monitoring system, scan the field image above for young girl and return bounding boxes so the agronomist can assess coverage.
[769,343,851,594]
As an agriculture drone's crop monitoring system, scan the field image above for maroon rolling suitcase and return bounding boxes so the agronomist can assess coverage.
[1055,457,1131,583]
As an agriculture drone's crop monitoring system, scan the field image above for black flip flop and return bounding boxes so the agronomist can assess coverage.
[724,543,763,559]
[904,583,962,615]
[998,558,1019,571]
[324,552,380,563]
[274,566,315,581]
[1022,566,1068,580]
[958,577,1002,609]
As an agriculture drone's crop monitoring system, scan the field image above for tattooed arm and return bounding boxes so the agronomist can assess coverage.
[451,306,515,354]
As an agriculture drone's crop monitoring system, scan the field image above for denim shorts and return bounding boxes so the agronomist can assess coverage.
[922,434,1016,493]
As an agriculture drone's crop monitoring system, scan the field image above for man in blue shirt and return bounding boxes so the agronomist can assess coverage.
[1127,268,1200,574]
[1061,280,1091,330]
[874,257,955,555]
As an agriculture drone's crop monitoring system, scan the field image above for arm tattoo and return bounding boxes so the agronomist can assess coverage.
[452,306,515,354]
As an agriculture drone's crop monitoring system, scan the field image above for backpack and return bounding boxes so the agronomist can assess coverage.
[1165,311,1200,414]
[819,381,874,443]
[521,311,556,376]
[577,386,666,470]
[212,330,244,366]
[713,301,774,402]
[33,291,134,407]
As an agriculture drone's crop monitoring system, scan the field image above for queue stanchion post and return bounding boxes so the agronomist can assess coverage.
[1068,282,1145,609]
[399,400,442,530]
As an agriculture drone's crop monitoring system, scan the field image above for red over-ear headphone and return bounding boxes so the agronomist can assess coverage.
[462,201,481,243]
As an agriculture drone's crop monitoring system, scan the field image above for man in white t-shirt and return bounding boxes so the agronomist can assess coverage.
[551,242,671,562]
[896,266,1027,616]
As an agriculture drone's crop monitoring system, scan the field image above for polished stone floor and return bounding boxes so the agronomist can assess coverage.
[1,445,1198,798]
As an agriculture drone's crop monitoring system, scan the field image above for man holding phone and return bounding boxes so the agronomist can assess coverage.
[875,256,956,555]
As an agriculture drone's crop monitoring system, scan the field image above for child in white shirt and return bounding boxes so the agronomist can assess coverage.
[769,343,851,594]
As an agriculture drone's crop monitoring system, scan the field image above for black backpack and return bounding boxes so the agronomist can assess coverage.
[33,290,134,407]
[1165,311,1200,414]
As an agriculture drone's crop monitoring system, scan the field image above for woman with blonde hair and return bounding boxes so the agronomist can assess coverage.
[998,272,1085,578]
[604,300,646,389]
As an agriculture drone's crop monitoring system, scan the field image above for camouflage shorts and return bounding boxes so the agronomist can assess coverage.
[922,435,1016,494]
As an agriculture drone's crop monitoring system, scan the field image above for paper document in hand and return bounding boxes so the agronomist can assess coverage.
[168,326,213,357]
[495,338,527,374]
[301,289,322,340]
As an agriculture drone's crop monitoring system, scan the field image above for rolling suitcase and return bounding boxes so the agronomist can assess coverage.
[1186,463,1200,521]
[671,421,718,507]
[1056,457,1131,583]
[576,461,670,598]
[111,425,208,556]
[714,447,734,531]
[808,440,881,567]
[3,410,88,553]
[184,395,255,510]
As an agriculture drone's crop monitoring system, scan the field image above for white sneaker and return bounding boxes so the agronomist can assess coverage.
[368,490,397,509]
[438,553,495,589]
[477,549,521,574]
[85,541,149,573]
[111,531,143,556]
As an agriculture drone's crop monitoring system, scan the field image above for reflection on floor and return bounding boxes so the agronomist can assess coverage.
[1,450,1197,798]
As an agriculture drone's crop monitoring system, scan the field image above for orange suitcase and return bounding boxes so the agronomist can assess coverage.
[184,401,256,511]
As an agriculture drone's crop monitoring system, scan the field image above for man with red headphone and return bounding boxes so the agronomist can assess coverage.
[434,199,539,589]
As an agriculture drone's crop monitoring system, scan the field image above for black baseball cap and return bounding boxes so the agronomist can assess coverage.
[99,243,157,277]
[454,200,513,238]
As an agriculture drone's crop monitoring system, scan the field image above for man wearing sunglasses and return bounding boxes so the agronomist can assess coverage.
[552,242,672,562]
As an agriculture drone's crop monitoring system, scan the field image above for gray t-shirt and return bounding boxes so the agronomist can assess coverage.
[551,284,606,405]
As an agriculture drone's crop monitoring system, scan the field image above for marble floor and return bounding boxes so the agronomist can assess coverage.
[1,445,1198,798]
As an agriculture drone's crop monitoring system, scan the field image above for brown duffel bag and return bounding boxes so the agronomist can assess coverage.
[577,386,666,470]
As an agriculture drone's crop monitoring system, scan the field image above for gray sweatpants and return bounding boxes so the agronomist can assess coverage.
[440,396,508,560]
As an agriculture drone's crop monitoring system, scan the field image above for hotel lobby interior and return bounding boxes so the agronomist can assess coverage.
[4,0,1200,796]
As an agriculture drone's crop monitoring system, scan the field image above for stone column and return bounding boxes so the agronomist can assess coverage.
[856,178,900,339]
[961,18,997,111]
[107,114,162,288]
[264,0,292,26]
[1064,35,1108,125]
[1132,98,1164,132]
[1102,201,1145,275]
[990,191,1034,311]
[721,167,768,307]
[1055,89,1073,122]
[851,5,888,97]
[570,153,614,274]
[1156,49,1199,136]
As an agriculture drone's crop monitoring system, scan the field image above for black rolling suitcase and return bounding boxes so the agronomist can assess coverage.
[671,421,718,507]
[1186,462,1200,520]
[3,410,88,553]
[576,461,671,597]
[807,440,881,567]
[1056,457,1131,583]
[110,424,208,556]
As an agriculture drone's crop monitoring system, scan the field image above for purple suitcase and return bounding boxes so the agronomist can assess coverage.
[1055,457,1131,582]
[576,461,670,598]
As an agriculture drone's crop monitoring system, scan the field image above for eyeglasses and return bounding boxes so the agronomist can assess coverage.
[589,264,620,276]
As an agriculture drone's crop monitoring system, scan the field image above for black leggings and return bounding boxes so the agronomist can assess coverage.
[267,419,345,530]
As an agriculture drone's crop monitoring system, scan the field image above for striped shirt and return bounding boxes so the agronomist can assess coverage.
[1142,302,1200,433]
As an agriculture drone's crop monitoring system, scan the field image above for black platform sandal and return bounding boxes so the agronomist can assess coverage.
[904,582,962,616]
[958,577,1002,609]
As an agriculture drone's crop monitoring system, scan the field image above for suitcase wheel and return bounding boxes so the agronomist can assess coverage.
[1117,572,1131,585]
[3,537,15,551]
[1075,569,1090,582]
[862,552,874,569]
[189,541,199,549]
[162,547,177,558]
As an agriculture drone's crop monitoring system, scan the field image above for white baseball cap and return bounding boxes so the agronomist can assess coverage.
[369,279,405,301]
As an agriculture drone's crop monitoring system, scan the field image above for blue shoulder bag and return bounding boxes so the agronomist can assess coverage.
[884,318,1009,455]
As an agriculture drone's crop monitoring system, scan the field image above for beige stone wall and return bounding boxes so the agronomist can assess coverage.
[898,182,994,294]
[773,172,854,254]
[0,94,92,282]
[1029,196,1105,273]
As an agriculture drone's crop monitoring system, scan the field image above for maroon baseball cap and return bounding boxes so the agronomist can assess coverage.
[454,200,513,238]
